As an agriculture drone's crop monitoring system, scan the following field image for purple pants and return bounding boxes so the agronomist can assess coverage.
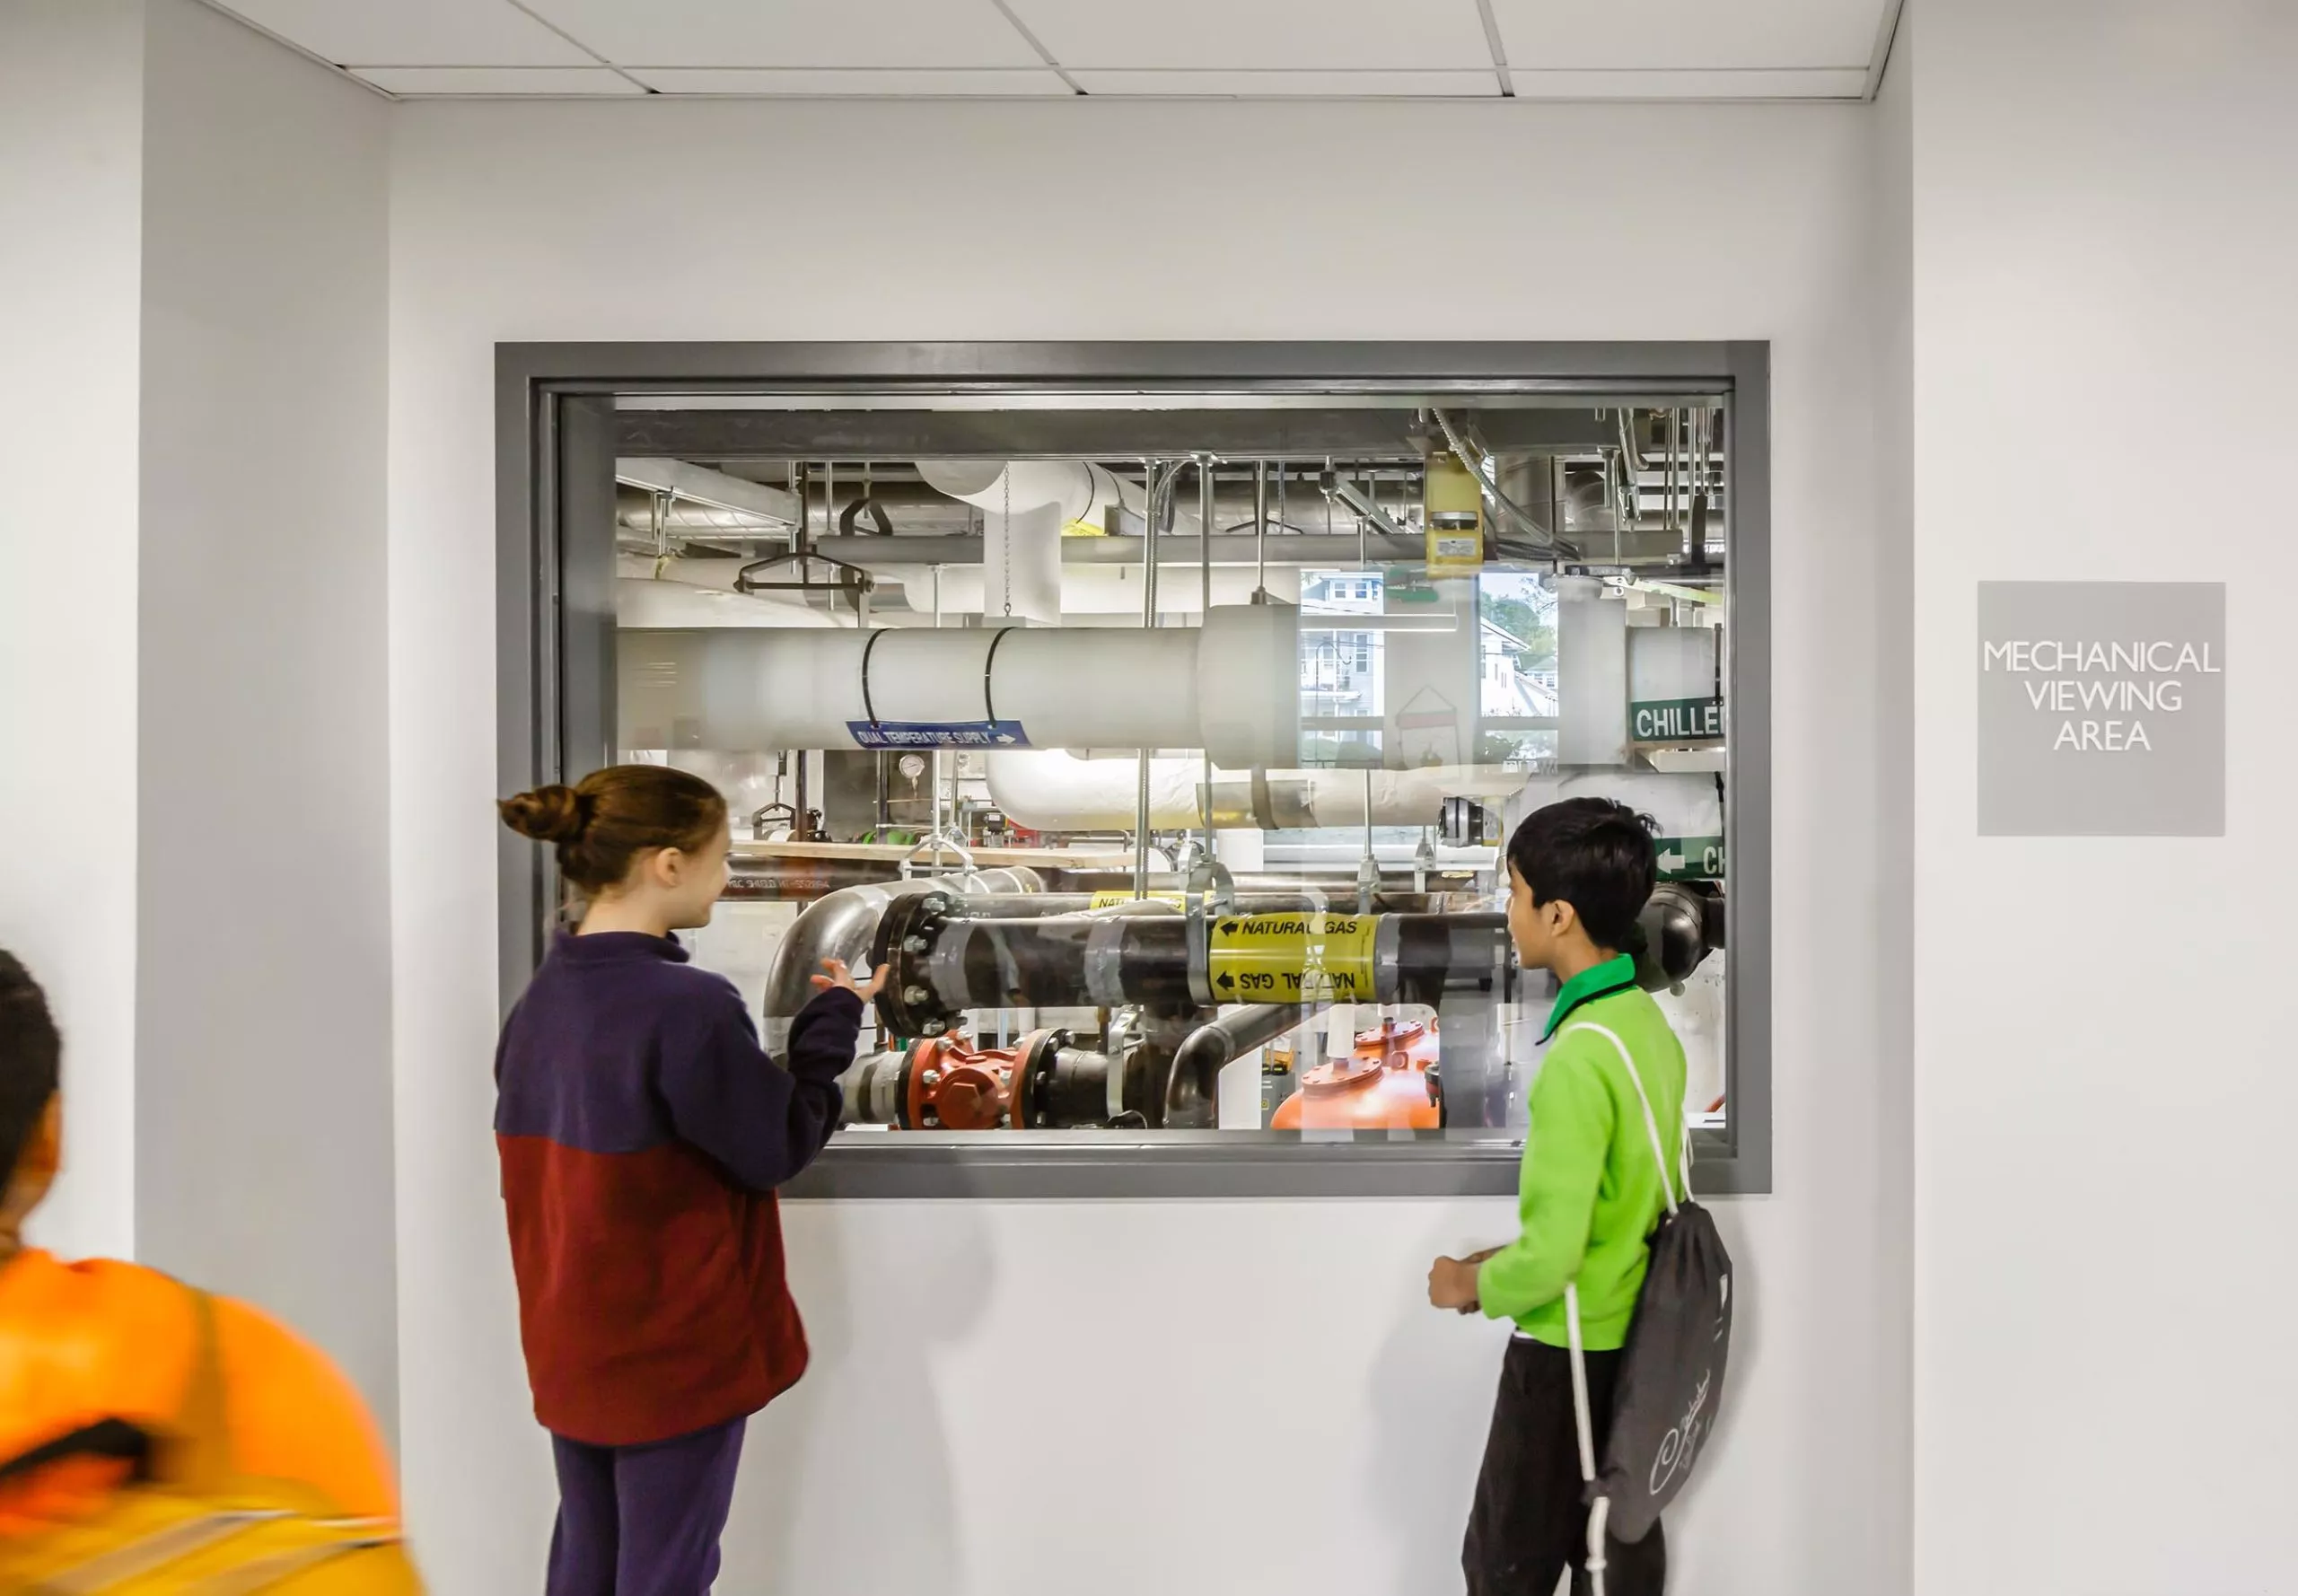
[547,1419,746,1596]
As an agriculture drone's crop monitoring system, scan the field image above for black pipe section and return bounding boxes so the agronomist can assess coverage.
[1018,1043,1120,1130]
[1162,1001,1329,1129]
[873,898,1513,1039]
[1635,883,1724,989]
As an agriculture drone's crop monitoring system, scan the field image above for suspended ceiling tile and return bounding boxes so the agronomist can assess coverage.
[1009,0,1495,71]
[211,0,595,67]
[1488,0,1885,70]
[519,0,1044,69]
[626,67,1074,95]
[1509,67,1869,99]
[350,66,645,96]
[1070,69,1500,97]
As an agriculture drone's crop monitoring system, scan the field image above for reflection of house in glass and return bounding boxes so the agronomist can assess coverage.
[1479,614,1560,718]
[1298,571,1384,765]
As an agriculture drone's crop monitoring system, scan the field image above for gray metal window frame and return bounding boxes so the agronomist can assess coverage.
[496,340,1772,1198]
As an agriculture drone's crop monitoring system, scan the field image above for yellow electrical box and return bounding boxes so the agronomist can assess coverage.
[1423,450,1484,576]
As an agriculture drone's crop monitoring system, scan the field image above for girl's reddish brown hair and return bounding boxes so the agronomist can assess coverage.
[499,765,727,892]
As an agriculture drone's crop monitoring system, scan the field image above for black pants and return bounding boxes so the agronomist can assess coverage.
[1464,1337,1666,1596]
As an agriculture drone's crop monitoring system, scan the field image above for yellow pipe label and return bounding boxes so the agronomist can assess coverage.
[1088,890,1187,909]
[1209,913,1377,1001]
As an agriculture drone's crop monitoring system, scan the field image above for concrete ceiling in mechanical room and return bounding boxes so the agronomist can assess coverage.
[203,0,1900,102]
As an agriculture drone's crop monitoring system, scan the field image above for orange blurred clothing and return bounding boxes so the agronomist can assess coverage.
[0,1249,396,1530]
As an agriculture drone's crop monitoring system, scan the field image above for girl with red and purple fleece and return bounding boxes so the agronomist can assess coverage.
[496,766,877,1596]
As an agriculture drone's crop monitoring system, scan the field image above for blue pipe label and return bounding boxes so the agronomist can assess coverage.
[846,719,1031,750]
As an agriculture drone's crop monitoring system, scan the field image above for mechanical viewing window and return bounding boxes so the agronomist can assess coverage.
[501,344,1770,1197]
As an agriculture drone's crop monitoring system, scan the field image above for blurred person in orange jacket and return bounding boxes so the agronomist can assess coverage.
[0,947,399,1533]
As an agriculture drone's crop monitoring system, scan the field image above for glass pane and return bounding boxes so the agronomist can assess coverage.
[607,403,1730,1152]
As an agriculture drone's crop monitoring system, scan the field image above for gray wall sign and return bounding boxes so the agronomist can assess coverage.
[1977,581,2225,837]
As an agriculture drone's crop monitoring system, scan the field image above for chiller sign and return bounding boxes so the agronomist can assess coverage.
[1631,697,1724,743]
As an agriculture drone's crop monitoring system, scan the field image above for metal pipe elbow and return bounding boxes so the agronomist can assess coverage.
[760,865,1043,1052]
[1163,1001,1325,1128]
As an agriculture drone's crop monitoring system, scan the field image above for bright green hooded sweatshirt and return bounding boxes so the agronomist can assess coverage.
[1475,953,1689,1351]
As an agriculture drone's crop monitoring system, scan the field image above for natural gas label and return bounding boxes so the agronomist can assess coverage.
[846,719,1031,750]
[1208,913,1377,1001]
[1978,582,2224,837]
[1087,890,1187,909]
[1631,697,1724,743]
[1654,836,1724,882]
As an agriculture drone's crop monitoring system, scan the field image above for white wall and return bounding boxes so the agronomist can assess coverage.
[1909,4,2298,1591]
[132,0,397,1423]
[0,0,146,1262]
[1868,27,1916,1596]
[391,97,1908,1596]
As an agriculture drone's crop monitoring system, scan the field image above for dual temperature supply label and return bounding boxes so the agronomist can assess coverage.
[846,719,1031,750]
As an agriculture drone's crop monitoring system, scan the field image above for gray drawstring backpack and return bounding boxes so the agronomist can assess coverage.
[1562,1022,1735,1595]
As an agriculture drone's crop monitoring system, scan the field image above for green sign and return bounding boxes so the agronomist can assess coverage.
[1631,696,1724,743]
[1383,568,1443,602]
[1655,836,1724,881]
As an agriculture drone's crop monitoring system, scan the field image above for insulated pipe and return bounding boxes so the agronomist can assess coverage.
[986,750,1529,833]
[615,571,846,631]
[882,562,1270,618]
[1500,769,1724,846]
[618,604,1298,767]
[917,459,1140,530]
[760,867,1043,1053]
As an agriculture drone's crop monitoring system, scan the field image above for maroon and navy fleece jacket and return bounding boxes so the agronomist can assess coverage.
[494,930,859,1447]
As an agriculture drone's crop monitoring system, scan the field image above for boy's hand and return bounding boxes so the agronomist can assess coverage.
[811,959,888,1001]
[1426,1256,1484,1313]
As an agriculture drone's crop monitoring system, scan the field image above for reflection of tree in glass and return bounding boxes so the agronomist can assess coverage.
[1483,593,1556,672]
[1480,574,1558,674]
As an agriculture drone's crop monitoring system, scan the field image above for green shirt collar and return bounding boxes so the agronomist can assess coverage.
[1539,953,1639,1041]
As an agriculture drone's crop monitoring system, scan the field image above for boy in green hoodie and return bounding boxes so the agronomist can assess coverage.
[1427,796,1685,1596]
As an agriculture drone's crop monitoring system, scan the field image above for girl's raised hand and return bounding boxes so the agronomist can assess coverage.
[811,958,889,1001]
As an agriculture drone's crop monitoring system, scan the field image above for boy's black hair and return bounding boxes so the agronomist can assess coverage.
[0,950,62,1184]
[1505,797,1660,951]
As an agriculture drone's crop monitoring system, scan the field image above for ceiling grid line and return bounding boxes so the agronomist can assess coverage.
[1864,0,1909,100]
[191,0,397,97]
[197,0,1899,103]
[1472,0,1518,97]
[985,0,1088,95]
[500,0,653,92]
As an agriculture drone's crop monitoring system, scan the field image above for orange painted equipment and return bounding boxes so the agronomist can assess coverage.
[0,1250,396,1535]
[897,1034,1023,1131]
[1271,1016,1443,1131]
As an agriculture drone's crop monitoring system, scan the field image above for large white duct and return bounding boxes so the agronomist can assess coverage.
[619,604,1297,767]
[918,460,1150,627]
[987,750,1529,833]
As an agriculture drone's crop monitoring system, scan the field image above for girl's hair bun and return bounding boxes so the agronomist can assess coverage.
[499,785,588,844]
[497,766,726,893]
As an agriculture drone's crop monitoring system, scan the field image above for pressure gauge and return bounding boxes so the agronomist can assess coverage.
[899,754,927,782]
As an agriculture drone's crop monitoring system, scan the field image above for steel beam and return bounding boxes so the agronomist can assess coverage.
[612,406,1622,462]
